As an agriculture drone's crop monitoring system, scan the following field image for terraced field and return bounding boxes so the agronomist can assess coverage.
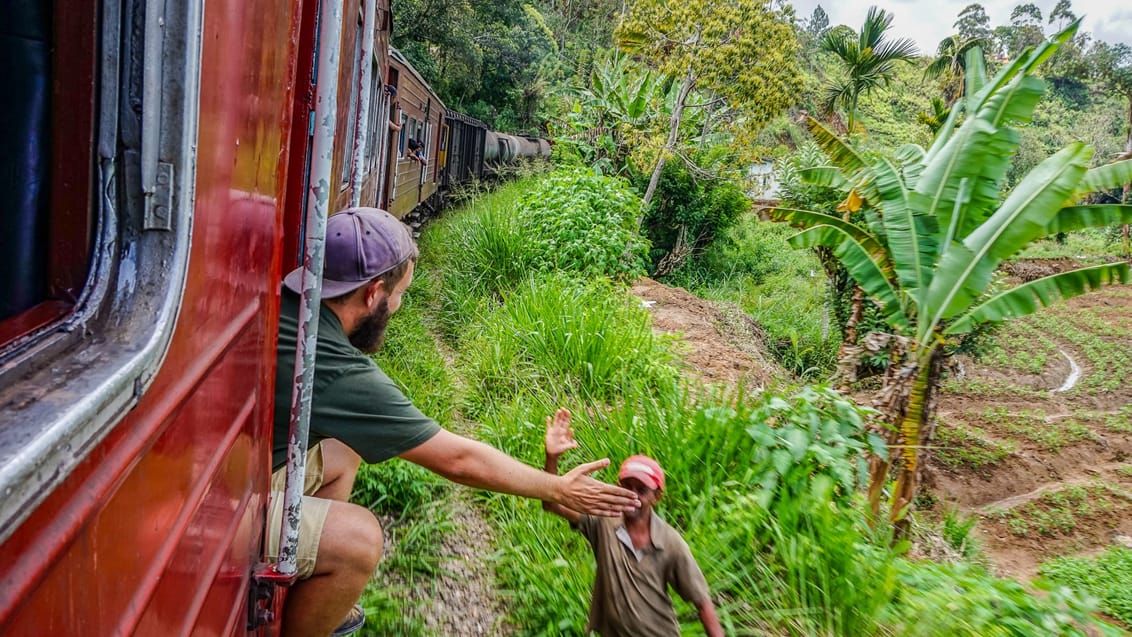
[929,283,1132,579]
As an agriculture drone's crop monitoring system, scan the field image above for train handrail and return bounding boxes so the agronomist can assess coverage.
[272,0,346,580]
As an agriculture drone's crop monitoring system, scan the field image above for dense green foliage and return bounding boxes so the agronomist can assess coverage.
[370,2,1132,633]
[1041,548,1132,626]
[771,23,1132,524]
[520,170,650,279]
[353,175,1121,636]
[641,162,749,271]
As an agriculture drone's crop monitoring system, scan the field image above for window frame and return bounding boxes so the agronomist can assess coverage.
[0,0,204,545]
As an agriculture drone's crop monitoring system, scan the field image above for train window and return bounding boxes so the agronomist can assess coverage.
[340,18,363,186]
[399,116,411,157]
[0,0,204,543]
[0,2,93,339]
[365,64,381,168]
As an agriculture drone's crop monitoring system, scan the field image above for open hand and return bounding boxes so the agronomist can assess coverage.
[559,459,639,517]
[545,408,578,457]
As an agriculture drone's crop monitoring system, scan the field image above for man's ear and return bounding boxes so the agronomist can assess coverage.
[362,278,385,307]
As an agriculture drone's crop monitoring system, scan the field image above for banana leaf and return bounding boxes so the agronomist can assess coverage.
[946,262,1130,334]
[790,226,909,330]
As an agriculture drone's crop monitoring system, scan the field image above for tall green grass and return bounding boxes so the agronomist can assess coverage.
[461,275,680,418]
[420,178,539,340]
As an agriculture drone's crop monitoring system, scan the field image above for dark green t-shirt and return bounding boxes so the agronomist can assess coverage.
[272,290,441,472]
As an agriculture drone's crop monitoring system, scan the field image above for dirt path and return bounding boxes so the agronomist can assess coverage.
[629,278,784,390]
[417,491,510,636]
[389,322,511,636]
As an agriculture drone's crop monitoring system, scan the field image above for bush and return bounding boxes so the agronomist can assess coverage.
[885,561,1120,636]
[1041,547,1132,628]
[520,169,650,281]
[641,162,749,269]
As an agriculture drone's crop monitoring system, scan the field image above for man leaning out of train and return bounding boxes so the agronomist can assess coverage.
[266,207,641,637]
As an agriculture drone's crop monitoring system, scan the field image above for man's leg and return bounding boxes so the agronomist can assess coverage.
[281,500,383,637]
[315,438,363,501]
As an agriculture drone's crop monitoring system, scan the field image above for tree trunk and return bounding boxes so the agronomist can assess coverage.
[890,347,945,537]
[1123,103,1131,260]
[866,339,945,538]
[640,66,697,215]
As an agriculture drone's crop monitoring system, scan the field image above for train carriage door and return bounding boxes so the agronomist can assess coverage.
[380,69,399,208]
[438,122,449,187]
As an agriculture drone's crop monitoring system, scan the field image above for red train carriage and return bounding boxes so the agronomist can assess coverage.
[0,0,550,633]
[0,0,392,634]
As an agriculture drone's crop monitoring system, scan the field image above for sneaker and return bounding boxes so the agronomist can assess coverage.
[331,604,365,636]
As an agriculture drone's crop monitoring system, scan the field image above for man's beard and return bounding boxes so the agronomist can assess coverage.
[349,296,391,353]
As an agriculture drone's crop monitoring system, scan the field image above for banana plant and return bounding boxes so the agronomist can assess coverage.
[770,21,1132,529]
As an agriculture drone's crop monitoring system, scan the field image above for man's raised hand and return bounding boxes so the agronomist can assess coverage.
[545,408,579,457]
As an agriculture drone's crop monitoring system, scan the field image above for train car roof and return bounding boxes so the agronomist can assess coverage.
[390,47,446,113]
[444,109,488,129]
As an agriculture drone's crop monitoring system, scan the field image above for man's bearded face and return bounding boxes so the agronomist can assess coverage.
[349,296,391,353]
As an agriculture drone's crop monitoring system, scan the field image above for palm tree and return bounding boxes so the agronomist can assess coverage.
[923,34,988,105]
[773,21,1132,532]
[820,6,918,133]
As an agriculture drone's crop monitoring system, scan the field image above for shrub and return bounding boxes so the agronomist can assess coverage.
[885,561,1120,636]
[743,386,884,511]
[1041,547,1132,628]
[641,162,749,269]
[519,169,650,281]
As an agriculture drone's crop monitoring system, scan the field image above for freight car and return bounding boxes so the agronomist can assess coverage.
[0,0,546,635]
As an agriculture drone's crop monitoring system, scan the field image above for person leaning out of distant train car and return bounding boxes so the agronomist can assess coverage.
[406,137,427,165]
[541,410,725,637]
[385,84,401,133]
[266,207,640,637]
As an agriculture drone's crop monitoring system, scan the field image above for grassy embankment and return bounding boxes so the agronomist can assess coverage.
[351,170,1122,635]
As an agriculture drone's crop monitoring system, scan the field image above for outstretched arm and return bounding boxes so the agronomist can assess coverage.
[543,408,583,524]
[696,599,724,637]
[399,426,637,517]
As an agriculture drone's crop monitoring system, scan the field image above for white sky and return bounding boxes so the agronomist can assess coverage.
[789,0,1132,54]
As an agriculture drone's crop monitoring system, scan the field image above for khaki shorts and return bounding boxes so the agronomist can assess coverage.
[266,441,332,579]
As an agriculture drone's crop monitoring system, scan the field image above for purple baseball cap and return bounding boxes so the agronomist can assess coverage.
[283,207,416,298]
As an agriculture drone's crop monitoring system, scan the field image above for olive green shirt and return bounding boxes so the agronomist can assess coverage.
[272,290,440,471]
[575,513,711,637]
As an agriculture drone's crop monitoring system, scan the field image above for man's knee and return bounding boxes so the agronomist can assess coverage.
[318,501,383,576]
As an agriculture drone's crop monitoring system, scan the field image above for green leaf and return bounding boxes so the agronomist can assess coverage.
[1076,160,1132,197]
[1043,205,1132,235]
[806,116,869,175]
[875,156,939,293]
[791,226,909,330]
[798,166,849,190]
[770,207,893,273]
[924,143,1092,327]
[946,263,1131,334]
